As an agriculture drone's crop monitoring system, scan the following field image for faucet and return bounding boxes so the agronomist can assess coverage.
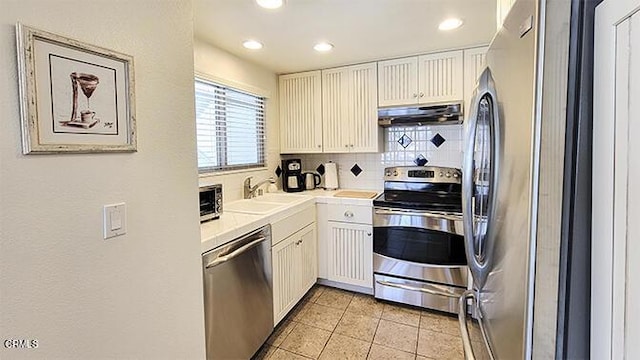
[244,176,276,199]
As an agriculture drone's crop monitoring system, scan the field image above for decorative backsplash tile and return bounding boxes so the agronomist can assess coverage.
[397,134,412,148]
[430,133,446,148]
[282,124,463,190]
[414,154,428,166]
[275,165,282,178]
[350,164,363,176]
[316,164,325,175]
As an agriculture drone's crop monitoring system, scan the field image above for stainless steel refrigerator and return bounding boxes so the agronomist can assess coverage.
[458,0,598,357]
[458,0,541,358]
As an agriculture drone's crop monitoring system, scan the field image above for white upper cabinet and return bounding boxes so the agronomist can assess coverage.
[322,63,380,153]
[321,67,349,152]
[463,47,489,112]
[349,63,381,152]
[280,46,482,155]
[377,57,419,107]
[417,50,464,103]
[279,71,323,154]
[378,50,464,107]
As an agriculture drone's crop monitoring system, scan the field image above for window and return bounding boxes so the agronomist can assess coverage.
[195,78,266,173]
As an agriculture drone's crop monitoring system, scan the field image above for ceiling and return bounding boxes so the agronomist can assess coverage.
[194,0,497,74]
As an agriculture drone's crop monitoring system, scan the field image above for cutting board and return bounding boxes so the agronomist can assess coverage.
[333,190,378,199]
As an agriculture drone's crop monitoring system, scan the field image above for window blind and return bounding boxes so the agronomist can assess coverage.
[195,78,266,172]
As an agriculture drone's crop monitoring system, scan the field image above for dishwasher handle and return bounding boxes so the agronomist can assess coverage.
[205,236,267,269]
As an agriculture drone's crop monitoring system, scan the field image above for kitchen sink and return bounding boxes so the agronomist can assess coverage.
[252,193,303,204]
[224,199,286,215]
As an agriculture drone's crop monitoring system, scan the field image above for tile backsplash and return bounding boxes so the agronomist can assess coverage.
[282,124,464,191]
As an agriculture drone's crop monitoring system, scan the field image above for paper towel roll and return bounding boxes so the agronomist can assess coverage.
[324,162,339,190]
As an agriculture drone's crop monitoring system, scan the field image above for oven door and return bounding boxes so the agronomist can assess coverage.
[373,207,467,287]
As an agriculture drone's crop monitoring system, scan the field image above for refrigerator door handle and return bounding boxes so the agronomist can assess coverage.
[462,68,500,289]
[458,290,495,360]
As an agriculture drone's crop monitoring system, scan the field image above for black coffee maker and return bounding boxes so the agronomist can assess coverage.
[282,159,304,192]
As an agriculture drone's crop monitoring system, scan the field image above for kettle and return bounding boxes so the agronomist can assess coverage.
[303,172,321,190]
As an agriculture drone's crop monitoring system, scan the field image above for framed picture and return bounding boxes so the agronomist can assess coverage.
[16,23,136,154]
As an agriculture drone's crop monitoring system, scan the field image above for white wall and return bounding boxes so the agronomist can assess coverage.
[194,38,281,203]
[0,1,205,359]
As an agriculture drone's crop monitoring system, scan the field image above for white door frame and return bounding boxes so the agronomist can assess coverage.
[592,0,640,358]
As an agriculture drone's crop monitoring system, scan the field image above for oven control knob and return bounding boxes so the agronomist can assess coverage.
[385,171,391,176]
[439,172,444,177]
[344,211,354,218]
[453,173,459,178]
[445,172,452,178]
[393,170,398,176]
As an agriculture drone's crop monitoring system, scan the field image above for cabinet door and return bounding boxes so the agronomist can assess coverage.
[377,57,419,107]
[327,221,373,289]
[418,50,464,103]
[463,47,488,113]
[298,223,318,294]
[279,71,323,153]
[272,234,300,325]
[322,68,350,152]
[349,63,380,152]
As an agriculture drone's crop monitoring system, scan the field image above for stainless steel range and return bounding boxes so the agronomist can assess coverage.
[372,166,467,313]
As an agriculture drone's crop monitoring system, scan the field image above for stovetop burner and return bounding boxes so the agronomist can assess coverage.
[374,166,462,213]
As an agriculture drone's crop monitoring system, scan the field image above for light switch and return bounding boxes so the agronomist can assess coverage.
[110,210,122,230]
[104,203,126,239]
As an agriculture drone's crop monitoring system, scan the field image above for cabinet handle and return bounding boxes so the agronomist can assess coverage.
[344,211,354,218]
[419,92,424,97]
[413,93,418,98]
[350,144,354,147]
[317,145,321,148]
[366,232,372,236]
[295,240,301,245]
[345,144,349,148]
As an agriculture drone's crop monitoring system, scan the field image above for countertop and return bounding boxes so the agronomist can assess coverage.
[200,189,379,254]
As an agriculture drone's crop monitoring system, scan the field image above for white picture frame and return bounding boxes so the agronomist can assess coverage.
[16,23,136,154]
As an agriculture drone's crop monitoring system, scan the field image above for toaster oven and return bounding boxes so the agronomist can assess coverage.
[200,184,222,222]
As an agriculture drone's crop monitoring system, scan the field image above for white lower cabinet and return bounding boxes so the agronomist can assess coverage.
[327,221,373,288]
[317,203,373,293]
[272,223,317,325]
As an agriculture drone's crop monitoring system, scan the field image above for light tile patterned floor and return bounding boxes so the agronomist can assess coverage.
[253,285,488,360]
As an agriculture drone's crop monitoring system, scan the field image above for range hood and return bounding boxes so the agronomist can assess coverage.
[377,102,463,127]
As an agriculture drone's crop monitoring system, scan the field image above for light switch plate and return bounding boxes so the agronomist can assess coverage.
[103,203,126,239]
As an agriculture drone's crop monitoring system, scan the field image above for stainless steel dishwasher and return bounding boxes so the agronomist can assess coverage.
[202,225,273,360]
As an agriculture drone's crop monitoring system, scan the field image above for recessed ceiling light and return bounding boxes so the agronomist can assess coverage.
[256,0,284,9]
[243,40,263,50]
[313,42,334,52]
[438,18,464,31]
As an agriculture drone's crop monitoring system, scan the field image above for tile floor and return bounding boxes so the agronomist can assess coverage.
[253,285,488,360]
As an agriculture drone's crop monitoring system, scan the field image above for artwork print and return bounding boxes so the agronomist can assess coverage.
[50,55,119,134]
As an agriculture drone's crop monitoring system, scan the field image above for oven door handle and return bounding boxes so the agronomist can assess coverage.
[375,279,460,298]
[374,208,462,222]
